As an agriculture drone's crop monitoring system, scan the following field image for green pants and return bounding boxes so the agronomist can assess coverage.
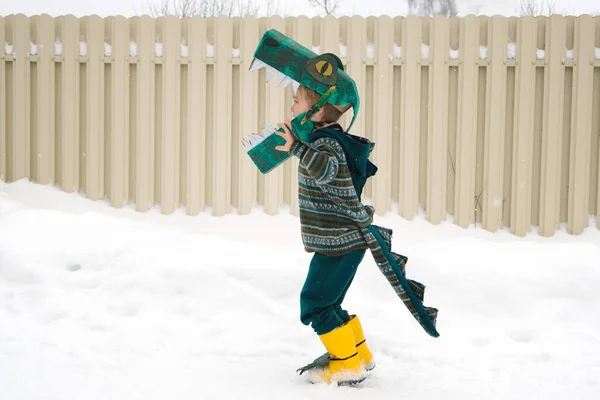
[300,249,367,335]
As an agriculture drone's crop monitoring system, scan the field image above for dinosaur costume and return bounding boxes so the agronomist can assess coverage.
[243,29,440,386]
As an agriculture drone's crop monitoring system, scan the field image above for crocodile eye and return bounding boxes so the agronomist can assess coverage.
[316,61,333,77]
[264,37,278,47]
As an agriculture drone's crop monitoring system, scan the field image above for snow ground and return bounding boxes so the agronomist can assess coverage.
[1,179,599,400]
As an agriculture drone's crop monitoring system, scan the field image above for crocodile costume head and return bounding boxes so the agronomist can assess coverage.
[249,29,360,142]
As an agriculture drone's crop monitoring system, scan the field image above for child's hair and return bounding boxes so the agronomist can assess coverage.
[297,85,343,123]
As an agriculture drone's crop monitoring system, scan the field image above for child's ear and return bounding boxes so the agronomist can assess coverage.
[313,107,325,121]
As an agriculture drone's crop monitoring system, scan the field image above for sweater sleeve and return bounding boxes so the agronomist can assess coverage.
[288,140,339,186]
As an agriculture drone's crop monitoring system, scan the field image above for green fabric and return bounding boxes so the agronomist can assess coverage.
[300,249,367,335]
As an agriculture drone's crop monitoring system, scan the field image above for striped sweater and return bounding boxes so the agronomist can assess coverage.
[288,123,377,255]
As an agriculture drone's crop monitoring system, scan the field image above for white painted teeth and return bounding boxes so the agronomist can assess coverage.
[266,66,276,82]
[281,76,293,88]
[276,71,287,85]
[249,58,267,71]
[250,58,300,92]
[242,126,278,151]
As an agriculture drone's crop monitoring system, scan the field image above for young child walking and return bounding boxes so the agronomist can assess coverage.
[275,85,378,386]
[245,28,440,388]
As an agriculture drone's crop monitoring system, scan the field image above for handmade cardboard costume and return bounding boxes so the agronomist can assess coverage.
[243,29,440,386]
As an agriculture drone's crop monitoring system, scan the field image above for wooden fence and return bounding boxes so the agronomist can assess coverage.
[1,14,599,237]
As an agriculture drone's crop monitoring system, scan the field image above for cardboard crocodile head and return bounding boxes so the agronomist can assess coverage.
[249,29,360,142]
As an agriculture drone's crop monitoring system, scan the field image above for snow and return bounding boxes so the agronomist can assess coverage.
[312,45,320,55]
[366,42,374,59]
[566,48,574,60]
[537,48,545,59]
[104,41,112,57]
[30,41,38,56]
[4,41,12,55]
[206,43,214,57]
[449,48,459,60]
[129,40,137,57]
[421,43,430,59]
[1,180,600,399]
[393,43,402,59]
[339,42,347,58]
[155,41,163,57]
[55,38,62,56]
[508,42,516,59]
[596,48,600,60]
[79,38,87,57]
[479,45,488,59]
[232,48,240,58]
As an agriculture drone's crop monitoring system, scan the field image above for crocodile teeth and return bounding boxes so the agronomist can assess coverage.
[292,80,300,94]
[249,58,267,71]
[281,76,293,88]
[276,71,287,85]
[266,66,276,82]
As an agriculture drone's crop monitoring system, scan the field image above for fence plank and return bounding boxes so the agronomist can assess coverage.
[56,15,79,192]
[234,16,258,215]
[596,16,600,230]
[32,14,55,185]
[426,15,450,224]
[398,16,422,219]
[82,15,104,201]
[133,16,155,212]
[262,16,285,215]
[285,16,313,216]
[539,15,566,236]
[568,15,595,234]
[185,16,207,215]
[106,16,129,208]
[454,15,479,228]
[155,16,181,214]
[0,16,5,181]
[347,15,366,153]
[482,16,509,232]
[6,15,29,182]
[211,16,233,216]
[510,16,537,236]
[370,15,393,215]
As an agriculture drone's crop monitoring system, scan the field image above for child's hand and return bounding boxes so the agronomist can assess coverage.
[274,118,296,152]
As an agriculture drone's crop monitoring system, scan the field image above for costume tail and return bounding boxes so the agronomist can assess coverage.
[365,225,439,338]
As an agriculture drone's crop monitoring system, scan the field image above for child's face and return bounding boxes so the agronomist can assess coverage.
[290,92,312,119]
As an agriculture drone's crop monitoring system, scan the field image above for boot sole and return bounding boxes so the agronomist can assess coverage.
[337,375,367,386]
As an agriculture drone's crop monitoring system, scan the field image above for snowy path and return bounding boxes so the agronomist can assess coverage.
[1,180,599,399]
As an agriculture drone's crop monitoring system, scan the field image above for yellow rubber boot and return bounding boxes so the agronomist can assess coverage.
[309,322,367,386]
[348,315,375,371]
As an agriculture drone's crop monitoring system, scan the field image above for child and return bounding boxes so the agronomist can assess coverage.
[274,85,377,386]
[246,29,439,387]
